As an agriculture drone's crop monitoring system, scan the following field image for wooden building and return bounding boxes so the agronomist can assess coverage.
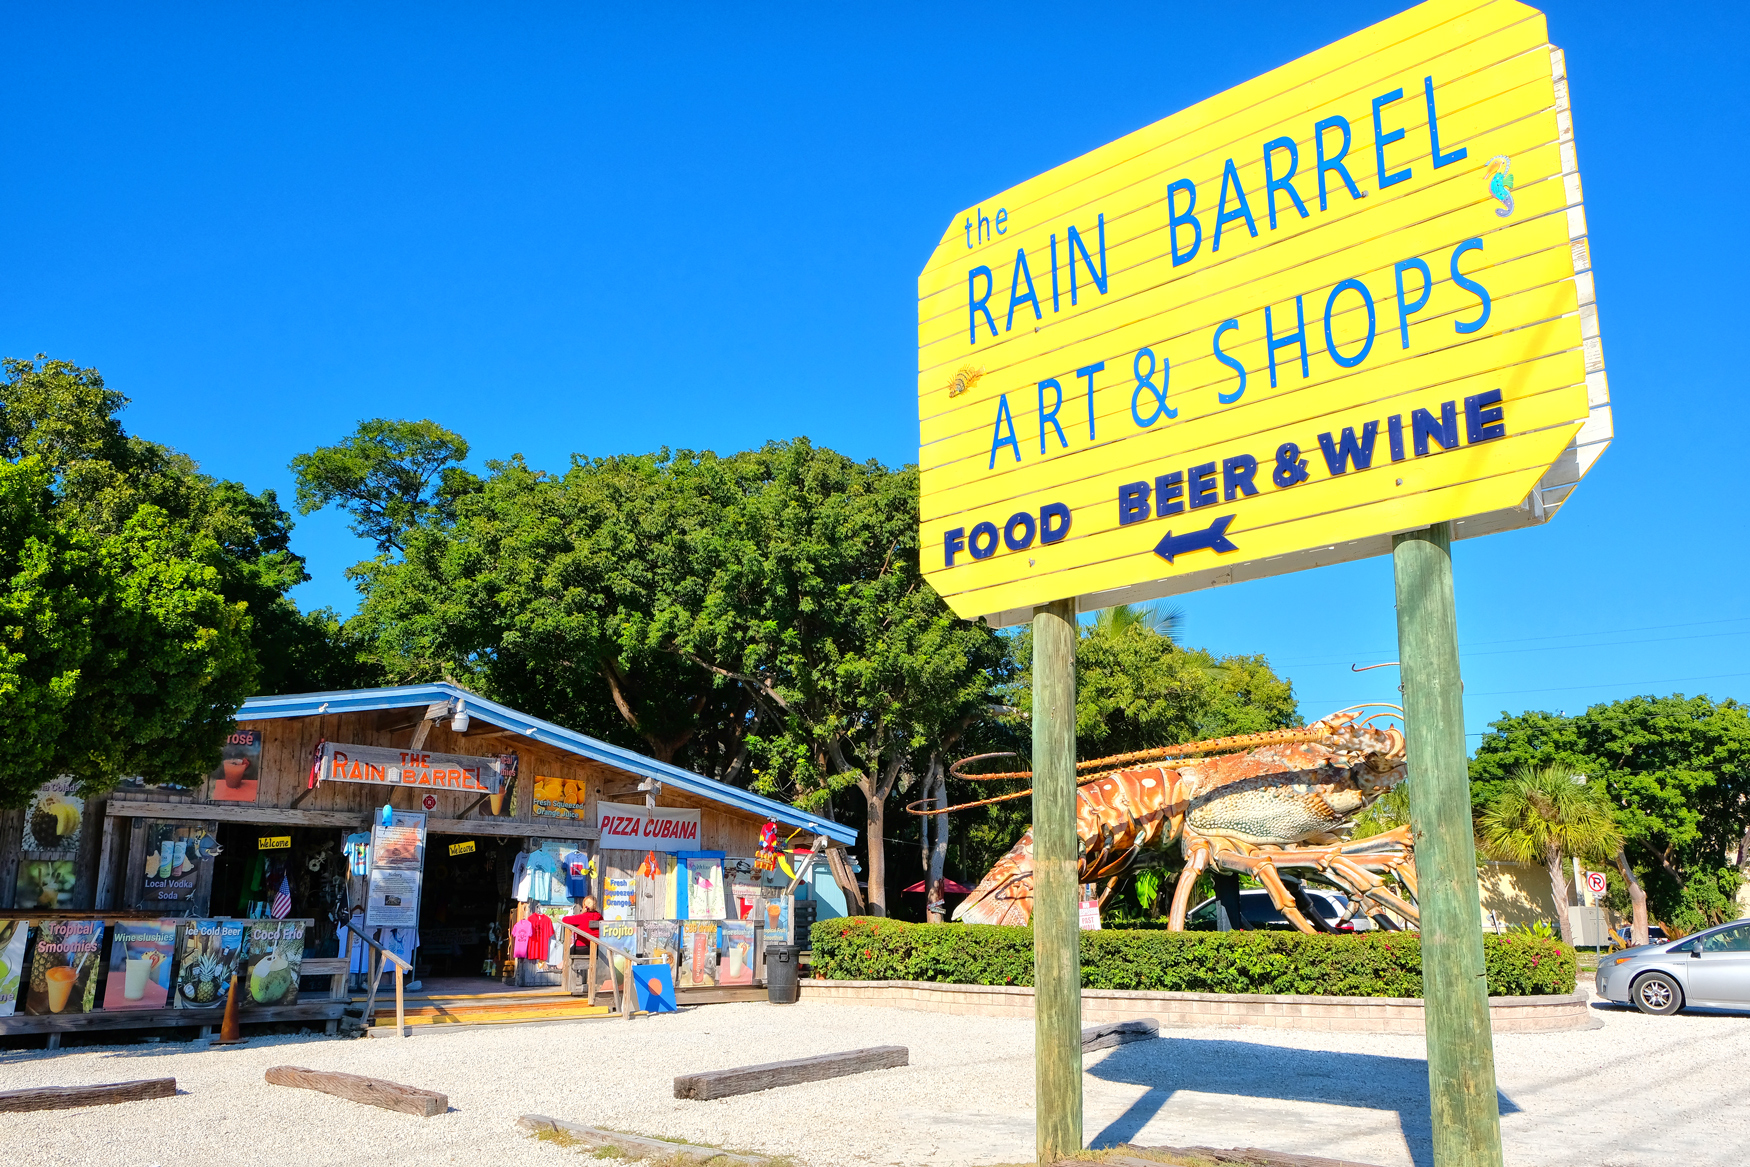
[2,683,859,998]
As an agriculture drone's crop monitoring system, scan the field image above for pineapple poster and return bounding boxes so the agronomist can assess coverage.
[0,920,30,1016]
[102,919,179,1010]
[241,919,308,1008]
[23,919,104,1015]
[174,919,245,1009]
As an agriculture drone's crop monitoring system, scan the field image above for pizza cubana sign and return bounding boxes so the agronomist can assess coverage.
[918,0,1610,625]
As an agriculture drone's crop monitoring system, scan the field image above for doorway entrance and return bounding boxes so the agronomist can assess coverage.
[416,834,519,982]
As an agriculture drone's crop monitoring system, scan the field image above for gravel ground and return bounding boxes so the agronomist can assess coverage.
[1,989,1744,1167]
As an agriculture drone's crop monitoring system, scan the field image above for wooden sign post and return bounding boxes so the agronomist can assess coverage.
[1031,598,1080,1164]
[1394,524,1502,1167]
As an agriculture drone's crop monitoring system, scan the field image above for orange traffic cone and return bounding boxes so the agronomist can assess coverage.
[211,972,246,1045]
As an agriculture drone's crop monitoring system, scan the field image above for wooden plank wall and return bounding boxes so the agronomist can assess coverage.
[243,711,771,849]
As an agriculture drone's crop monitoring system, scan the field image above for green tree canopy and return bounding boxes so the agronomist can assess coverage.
[1471,696,1750,932]
[290,418,478,554]
[0,356,375,802]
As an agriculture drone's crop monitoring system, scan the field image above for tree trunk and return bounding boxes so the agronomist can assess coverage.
[1613,846,1648,946]
[926,755,949,924]
[861,777,886,918]
[1545,843,1574,946]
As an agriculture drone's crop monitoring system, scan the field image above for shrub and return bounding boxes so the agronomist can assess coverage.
[809,918,1575,998]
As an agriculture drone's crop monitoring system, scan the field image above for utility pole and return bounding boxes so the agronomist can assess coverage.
[1032,598,1081,1165]
[1393,523,1503,1167]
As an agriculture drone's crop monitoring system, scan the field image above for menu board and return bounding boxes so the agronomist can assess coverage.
[240,919,308,1008]
[365,869,422,928]
[103,919,179,1010]
[175,919,245,1010]
[24,919,104,1015]
[680,920,717,988]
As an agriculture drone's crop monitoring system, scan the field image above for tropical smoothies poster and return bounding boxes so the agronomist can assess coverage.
[718,920,754,986]
[0,920,30,1016]
[241,919,307,1008]
[102,920,179,1010]
[175,919,244,1009]
[208,726,264,803]
[680,919,717,988]
[24,920,103,1015]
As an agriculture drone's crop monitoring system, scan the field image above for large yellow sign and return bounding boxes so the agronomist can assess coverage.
[918,0,1610,625]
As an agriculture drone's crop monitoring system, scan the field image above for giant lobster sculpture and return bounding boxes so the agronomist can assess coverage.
[925,708,1418,934]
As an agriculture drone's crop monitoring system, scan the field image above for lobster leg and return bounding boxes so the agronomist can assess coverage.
[1205,844,1322,934]
[1167,844,1210,929]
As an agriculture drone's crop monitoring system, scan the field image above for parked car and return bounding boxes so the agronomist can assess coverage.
[1185,886,1377,932]
[1594,918,1750,1015]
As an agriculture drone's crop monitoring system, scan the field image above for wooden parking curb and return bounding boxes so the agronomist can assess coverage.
[673,1045,908,1100]
[0,1078,177,1113]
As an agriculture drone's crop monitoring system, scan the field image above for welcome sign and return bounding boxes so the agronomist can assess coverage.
[918,0,1609,623]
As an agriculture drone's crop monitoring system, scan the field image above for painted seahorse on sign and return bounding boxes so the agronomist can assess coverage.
[1485,155,1514,218]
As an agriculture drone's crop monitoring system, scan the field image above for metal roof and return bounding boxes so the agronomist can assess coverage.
[238,682,857,845]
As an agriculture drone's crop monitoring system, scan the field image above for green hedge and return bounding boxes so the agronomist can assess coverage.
[810,918,1575,998]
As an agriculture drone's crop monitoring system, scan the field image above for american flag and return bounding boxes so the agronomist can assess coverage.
[271,869,292,919]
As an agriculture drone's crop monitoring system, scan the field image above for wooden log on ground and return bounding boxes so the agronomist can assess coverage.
[264,1066,447,1117]
[519,1115,770,1164]
[0,1078,176,1113]
[1081,1018,1159,1053]
[673,1045,908,1101]
[1114,1145,1387,1167]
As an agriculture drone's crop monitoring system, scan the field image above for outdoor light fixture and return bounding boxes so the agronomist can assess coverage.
[451,702,471,733]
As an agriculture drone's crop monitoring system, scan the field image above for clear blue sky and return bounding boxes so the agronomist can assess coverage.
[3,2,1745,743]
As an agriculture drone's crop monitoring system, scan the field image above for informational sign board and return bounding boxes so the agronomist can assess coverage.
[918,0,1610,623]
[313,741,511,794]
[365,811,426,928]
[596,800,703,852]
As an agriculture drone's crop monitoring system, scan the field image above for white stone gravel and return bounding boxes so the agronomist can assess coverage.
[1,990,1744,1167]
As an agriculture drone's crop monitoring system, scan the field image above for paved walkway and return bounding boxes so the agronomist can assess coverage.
[0,989,1740,1166]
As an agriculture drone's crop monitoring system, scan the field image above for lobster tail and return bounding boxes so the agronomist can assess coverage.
[952,829,1036,927]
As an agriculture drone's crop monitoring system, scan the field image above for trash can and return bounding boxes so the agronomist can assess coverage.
[765,943,800,1004]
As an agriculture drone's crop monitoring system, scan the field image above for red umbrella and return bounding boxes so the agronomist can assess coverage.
[902,879,972,894]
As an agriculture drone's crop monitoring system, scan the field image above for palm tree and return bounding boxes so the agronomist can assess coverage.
[1477,763,1623,946]
[1092,603,1183,639]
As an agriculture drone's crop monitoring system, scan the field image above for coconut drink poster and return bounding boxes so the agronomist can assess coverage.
[175,919,245,1009]
[24,919,103,1015]
[102,919,179,1010]
[0,920,30,1016]
[241,919,307,1008]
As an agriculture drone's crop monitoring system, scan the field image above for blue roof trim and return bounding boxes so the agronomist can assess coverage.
[238,682,858,845]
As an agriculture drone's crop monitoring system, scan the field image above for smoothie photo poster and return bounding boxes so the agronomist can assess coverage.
[0,920,30,1016]
[24,919,104,1015]
[103,919,179,1010]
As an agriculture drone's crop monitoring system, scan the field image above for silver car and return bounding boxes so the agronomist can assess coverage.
[1595,918,1750,1015]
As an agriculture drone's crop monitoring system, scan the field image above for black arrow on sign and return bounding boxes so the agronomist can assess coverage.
[1152,514,1239,564]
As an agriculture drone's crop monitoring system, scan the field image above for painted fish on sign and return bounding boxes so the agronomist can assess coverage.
[917,0,1610,624]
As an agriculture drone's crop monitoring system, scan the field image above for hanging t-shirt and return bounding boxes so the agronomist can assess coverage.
[516,852,559,902]
[510,917,534,959]
[342,833,371,876]
[526,912,554,961]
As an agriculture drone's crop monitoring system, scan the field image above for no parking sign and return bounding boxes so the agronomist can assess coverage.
[1584,870,1607,896]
